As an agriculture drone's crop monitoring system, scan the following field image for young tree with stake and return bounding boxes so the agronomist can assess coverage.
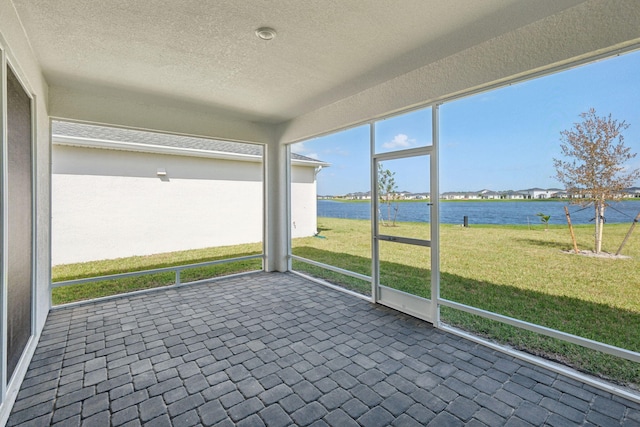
[378,163,399,226]
[553,108,640,253]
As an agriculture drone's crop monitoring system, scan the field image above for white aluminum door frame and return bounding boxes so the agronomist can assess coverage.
[371,109,439,322]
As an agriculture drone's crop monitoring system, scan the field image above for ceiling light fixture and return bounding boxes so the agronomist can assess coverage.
[255,27,277,41]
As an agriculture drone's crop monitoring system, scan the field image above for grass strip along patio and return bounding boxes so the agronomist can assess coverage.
[53,217,639,389]
[52,243,263,305]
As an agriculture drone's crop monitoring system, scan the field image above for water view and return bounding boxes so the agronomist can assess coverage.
[318,199,640,225]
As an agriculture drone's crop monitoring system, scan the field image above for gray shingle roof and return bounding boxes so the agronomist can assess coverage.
[52,121,321,163]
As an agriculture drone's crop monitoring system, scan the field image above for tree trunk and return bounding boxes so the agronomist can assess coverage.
[594,201,605,253]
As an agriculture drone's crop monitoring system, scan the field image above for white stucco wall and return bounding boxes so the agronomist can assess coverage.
[53,145,320,265]
[52,145,265,265]
[291,165,319,239]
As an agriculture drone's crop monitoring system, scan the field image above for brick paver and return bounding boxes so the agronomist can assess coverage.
[7,272,640,426]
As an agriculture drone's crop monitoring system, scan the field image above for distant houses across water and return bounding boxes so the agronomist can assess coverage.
[442,188,567,200]
[319,187,640,200]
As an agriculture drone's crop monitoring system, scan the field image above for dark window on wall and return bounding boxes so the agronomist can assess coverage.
[6,65,33,379]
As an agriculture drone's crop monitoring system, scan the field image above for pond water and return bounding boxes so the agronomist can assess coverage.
[318,199,640,225]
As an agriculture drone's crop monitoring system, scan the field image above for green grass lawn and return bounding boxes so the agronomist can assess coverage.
[52,242,263,305]
[292,217,640,388]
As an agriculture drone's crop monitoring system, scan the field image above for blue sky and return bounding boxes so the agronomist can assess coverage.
[292,49,640,195]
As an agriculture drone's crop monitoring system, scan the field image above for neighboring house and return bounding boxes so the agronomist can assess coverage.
[406,193,429,200]
[546,188,565,198]
[52,121,328,265]
[345,191,371,200]
[479,189,501,200]
[440,191,481,200]
[625,187,640,197]
[520,188,556,199]
[440,192,464,200]
[502,191,526,200]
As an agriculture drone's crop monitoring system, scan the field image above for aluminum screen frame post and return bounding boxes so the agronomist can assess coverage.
[431,105,441,325]
[0,44,8,403]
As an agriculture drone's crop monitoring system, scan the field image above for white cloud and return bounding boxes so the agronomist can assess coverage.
[290,142,307,154]
[324,147,349,156]
[290,141,319,159]
[382,133,415,149]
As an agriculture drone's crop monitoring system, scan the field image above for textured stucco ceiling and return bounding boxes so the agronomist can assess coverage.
[12,0,586,124]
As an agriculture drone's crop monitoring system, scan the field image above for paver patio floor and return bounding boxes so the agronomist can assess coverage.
[7,272,640,426]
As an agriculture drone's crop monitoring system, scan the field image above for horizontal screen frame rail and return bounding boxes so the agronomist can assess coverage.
[376,234,430,247]
[51,254,264,289]
[289,255,372,282]
[439,298,640,363]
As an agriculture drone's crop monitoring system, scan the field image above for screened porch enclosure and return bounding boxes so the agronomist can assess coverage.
[2,0,640,424]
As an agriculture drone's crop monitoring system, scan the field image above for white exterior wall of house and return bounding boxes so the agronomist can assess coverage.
[52,145,268,265]
[522,188,554,199]
[53,143,323,265]
[290,164,320,239]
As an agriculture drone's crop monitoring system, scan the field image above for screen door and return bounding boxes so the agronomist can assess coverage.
[373,147,437,322]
